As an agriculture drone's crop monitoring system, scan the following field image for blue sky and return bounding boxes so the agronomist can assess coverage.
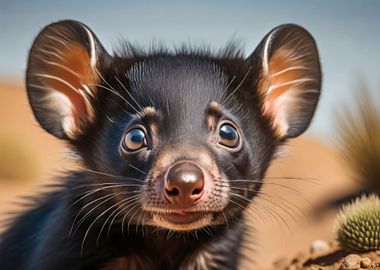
[1,0,379,142]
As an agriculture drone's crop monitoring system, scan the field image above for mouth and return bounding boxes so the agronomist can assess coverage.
[160,211,204,224]
[151,210,213,231]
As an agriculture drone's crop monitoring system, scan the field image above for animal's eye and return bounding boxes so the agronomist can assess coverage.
[218,123,240,148]
[122,128,147,152]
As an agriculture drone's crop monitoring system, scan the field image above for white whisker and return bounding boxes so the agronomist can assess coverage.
[115,75,144,112]
[72,192,127,236]
[128,164,147,175]
[95,195,140,245]
[106,196,141,237]
[217,75,236,103]
[80,194,129,255]
[222,66,252,106]
[83,168,145,183]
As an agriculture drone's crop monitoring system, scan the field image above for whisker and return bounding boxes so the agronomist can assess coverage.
[246,194,291,237]
[115,75,144,112]
[264,176,321,184]
[255,193,299,225]
[115,74,144,111]
[231,192,291,235]
[230,103,244,116]
[72,183,142,190]
[106,196,141,237]
[221,66,252,106]
[71,192,127,236]
[220,211,229,229]
[225,183,314,210]
[127,202,142,234]
[80,195,129,255]
[70,184,139,207]
[128,164,147,175]
[83,168,145,183]
[263,192,309,221]
[95,195,140,245]
[90,83,139,115]
[70,192,117,235]
[105,114,117,123]
[217,75,236,103]
[226,181,302,196]
[121,200,141,237]
[94,69,142,116]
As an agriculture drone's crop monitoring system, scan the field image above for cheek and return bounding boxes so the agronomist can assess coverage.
[218,149,251,180]
[96,124,125,170]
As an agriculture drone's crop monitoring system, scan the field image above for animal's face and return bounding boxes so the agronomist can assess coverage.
[26,21,321,233]
[95,57,273,231]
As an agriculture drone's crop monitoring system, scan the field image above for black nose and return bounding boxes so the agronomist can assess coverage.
[164,162,205,208]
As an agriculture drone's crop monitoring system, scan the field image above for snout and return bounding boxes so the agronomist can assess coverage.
[164,161,205,208]
[141,144,230,231]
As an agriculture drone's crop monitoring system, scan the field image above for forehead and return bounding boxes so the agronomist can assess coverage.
[116,56,230,137]
[126,56,227,113]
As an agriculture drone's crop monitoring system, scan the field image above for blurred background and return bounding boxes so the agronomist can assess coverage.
[0,1,379,269]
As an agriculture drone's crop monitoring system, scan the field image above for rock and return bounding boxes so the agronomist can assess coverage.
[285,265,298,270]
[310,240,330,256]
[360,257,371,268]
[340,254,362,270]
[310,265,325,270]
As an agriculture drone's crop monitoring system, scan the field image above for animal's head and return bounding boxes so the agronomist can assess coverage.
[26,20,321,233]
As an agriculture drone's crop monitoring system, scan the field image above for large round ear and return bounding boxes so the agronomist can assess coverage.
[26,20,109,139]
[249,24,322,138]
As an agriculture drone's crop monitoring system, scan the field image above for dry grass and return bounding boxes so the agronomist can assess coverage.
[337,87,380,192]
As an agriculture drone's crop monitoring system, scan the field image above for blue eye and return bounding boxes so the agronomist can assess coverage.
[218,123,240,148]
[123,128,147,152]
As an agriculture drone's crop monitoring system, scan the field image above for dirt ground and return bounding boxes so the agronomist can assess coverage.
[0,80,360,269]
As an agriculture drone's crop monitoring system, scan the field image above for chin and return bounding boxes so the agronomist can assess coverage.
[150,211,214,232]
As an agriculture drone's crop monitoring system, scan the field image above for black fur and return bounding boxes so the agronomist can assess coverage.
[0,20,321,269]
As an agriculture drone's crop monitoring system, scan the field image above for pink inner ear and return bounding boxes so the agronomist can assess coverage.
[260,49,306,135]
[40,42,97,136]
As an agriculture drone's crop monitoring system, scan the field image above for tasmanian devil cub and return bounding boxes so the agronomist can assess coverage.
[0,20,321,269]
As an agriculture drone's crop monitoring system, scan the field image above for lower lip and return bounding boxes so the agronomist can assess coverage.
[160,212,203,224]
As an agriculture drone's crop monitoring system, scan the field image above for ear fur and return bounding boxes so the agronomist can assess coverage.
[251,24,322,138]
[26,20,109,139]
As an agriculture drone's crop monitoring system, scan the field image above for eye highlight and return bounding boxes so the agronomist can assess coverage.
[218,123,240,148]
[122,128,147,152]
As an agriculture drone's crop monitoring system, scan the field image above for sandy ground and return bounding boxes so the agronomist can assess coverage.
[0,80,360,269]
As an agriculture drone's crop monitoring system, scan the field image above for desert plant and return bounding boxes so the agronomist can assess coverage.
[335,194,380,252]
[338,87,380,192]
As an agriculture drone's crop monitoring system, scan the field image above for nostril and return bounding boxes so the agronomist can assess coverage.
[165,161,205,205]
[192,188,202,195]
[166,187,179,196]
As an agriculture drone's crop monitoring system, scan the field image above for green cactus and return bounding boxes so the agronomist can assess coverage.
[335,194,380,252]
